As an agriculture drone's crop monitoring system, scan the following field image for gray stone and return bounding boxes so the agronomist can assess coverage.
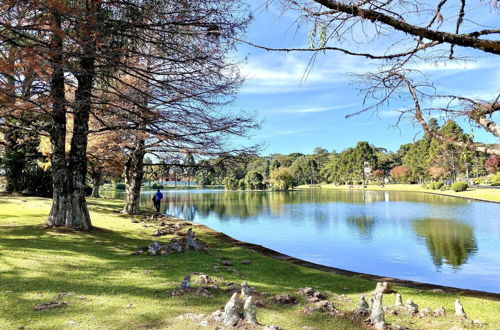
[263,326,282,330]
[375,282,391,294]
[419,307,433,317]
[223,293,243,326]
[148,241,162,255]
[433,306,446,317]
[170,239,182,252]
[211,309,224,322]
[185,228,200,250]
[177,313,206,321]
[406,299,418,314]
[195,274,212,284]
[243,296,257,324]
[395,293,404,307]
[199,319,209,327]
[240,281,252,298]
[180,275,191,289]
[369,292,385,329]
[358,294,370,311]
[454,299,467,318]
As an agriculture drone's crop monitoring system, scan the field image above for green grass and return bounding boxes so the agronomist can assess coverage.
[297,183,500,203]
[1,196,499,329]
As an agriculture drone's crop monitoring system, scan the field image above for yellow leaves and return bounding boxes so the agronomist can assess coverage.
[38,136,52,170]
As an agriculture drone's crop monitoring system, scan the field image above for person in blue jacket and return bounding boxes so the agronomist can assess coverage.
[153,189,163,213]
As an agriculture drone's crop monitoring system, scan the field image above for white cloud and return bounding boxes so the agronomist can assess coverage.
[270,103,360,114]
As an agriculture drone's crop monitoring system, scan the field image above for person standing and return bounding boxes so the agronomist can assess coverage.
[153,189,163,213]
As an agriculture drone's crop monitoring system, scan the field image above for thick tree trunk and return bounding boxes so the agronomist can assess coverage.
[46,9,94,231]
[91,173,101,198]
[122,139,146,214]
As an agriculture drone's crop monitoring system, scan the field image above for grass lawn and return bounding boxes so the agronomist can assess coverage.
[1,196,499,329]
[297,183,500,203]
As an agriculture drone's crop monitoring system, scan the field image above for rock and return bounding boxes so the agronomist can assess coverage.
[433,306,446,317]
[296,287,326,300]
[430,288,445,293]
[185,228,201,250]
[195,274,212,284]
[395,293,404,307]
[406,299,418,314]
[180,275,191,289]
[34,301,68,311]
[356,294,370,314]
[177,313,206,321]
[369,292,385,329]
[221,260,232,266]
[240,281,253,298]
[55,292,75,300]
[199,319,209,327]
[195,287,211,297]
[223,292,243,326]
[148,241,162,255]
[241,260,252,265]
[170,239,182,252]
[375,282,391,294]
[211,309,224,322]
[471,320,487,326]
[243,296,257,324]
[263,326,282,330]
[454,299,467,318]
[419,307,433,317]
[271,294,298,305]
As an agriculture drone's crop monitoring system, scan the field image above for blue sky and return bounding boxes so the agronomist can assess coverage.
[232,2,500,155]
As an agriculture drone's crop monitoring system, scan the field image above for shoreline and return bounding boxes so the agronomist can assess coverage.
[186,219,500,301]
[297,184,500,204]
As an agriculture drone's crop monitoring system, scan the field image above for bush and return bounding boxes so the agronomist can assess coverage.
[489,172,500,186]
[440,184,451,191]
[115,183,126,190]
[429,182,443,190]
[151,183,164,189]
[451,182,468,192]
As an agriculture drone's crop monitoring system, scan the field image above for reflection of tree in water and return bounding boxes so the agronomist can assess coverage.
[413,218,477,268]
[346,215,375,239]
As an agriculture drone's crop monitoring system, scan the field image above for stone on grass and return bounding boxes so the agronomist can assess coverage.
[455,299,467,318]
[369,292,385,329]
[355,294,370,315]
[211,310,224,322]
[148,241,161,255]
[170,239,182,253]
[271,294,298,305]
[223,292,243,326]
[185,228,201,250]
[195,274,212,284]
[240,281,253,298]
[34,301,68,311]
[241,260,252,265]
[419,307,433,317]
[375,282,391,294]
[395,293,404,307]
[243,296,258,324]
[433,306,446,317]
[180,275,191,289]
[177,313,206,321]
[406,299,418,314]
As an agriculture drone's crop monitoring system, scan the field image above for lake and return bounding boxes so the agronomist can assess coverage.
[108,189,500,293]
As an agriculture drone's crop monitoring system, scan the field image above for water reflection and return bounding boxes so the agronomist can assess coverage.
[346,215,375,240]
[413,218,478,269]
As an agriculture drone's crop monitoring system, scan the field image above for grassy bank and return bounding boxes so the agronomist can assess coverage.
[1,197,500,329]
[297,183,500,203]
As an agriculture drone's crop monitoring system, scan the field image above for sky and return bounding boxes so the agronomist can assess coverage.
[231,2,500,155]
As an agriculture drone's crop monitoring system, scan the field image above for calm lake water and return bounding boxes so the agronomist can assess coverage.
[109,189,500,293]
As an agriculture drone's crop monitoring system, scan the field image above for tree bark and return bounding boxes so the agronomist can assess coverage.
[46,8,95,231]
[122,138,146,214]
[91,172,101,198]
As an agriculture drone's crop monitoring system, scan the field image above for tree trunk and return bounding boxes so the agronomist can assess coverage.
[46,9,94,231]
[122,138,145,214]
[91,172,101,198]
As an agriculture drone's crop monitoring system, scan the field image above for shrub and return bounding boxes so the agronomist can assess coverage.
[440,184,451,191]
[429,182,443,190]
[151,183,164,189]
[489,172,500,186]
[451,182,468,192]
[115,183,126,190]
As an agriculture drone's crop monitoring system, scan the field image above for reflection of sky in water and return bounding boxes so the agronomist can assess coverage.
[109,189,500,293]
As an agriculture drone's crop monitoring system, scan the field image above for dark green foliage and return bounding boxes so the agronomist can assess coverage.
[151,183,164,189]
[451,182,468,192]
[429,182,444,190]
[115,183,126,190]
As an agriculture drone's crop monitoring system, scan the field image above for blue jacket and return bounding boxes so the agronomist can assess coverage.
[154,192,163,201]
